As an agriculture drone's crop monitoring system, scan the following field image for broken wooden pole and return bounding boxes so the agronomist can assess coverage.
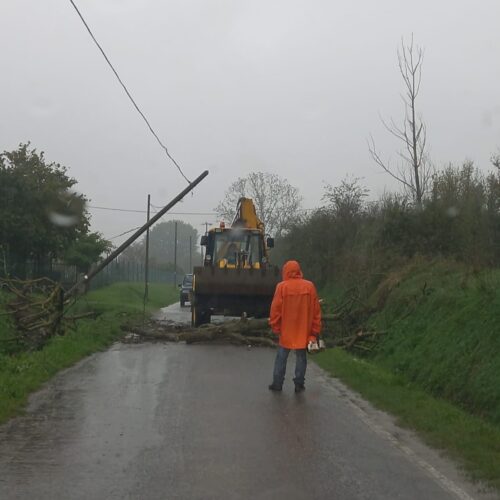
[65,170,209,299]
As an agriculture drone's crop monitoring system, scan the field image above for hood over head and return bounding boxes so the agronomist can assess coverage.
[282,260,303,280]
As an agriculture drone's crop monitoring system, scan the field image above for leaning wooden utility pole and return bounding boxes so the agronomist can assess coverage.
[65,170,209,299]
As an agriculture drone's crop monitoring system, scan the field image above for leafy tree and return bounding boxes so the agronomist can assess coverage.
[0,143,97,276]
[215,172,302,237]
[121,220,200,274]
[64,232,112,273]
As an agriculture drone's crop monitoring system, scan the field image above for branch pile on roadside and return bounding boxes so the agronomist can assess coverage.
[0,277,66,350]
[321,287,384,352]
[0,277,99,351]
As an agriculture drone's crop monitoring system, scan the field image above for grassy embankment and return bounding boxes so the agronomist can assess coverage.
[0,282,178,424]
[316,260,500,489]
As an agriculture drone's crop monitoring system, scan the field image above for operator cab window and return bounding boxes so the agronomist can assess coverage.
[213,232,263,265]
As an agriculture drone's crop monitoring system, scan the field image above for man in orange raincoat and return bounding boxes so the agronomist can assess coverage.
[268,260,321,393]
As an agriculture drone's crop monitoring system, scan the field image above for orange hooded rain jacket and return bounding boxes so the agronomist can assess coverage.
[269,260,321,349]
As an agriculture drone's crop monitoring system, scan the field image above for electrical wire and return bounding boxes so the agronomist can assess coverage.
[149,202,169,209]
[87,204,216,215]
[68,0,191,184]
[87,204,316,215]
[149,202,217,214]
[88,205,148,214]
[109,226,142,240]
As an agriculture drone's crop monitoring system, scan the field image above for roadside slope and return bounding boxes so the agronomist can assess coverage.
[317,261,500,490]
[370,262,500,425]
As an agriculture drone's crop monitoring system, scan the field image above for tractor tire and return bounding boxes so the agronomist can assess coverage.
[191,302,210,327]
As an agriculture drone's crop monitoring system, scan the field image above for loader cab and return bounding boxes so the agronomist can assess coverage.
[201,228,267,268]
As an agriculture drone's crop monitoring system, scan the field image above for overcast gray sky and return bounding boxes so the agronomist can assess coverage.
[1,0,499,243]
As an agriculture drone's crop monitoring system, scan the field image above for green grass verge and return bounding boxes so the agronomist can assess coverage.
[0,282,178,424]
[367,262,500,425]
[315,348,500,490]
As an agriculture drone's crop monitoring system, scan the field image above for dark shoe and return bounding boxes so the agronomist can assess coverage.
[294,384,305,393]
[268,384,282,392]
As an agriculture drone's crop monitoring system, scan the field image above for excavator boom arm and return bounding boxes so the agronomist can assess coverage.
[233,198,264,231]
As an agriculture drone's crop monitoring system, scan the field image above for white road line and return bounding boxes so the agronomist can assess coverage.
[320,374,476,500]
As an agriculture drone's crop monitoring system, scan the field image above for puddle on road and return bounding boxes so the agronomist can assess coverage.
[153,302,233,325]
[153,302,191,325]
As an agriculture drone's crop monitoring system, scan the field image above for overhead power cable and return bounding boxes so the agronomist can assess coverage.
[68,0,191,183]
[87,204,216,215]
[109,226,142,240]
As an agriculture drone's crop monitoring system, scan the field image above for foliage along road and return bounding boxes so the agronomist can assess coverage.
[0,303,494,500]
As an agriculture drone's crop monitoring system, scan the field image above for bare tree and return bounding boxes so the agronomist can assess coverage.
[215,172,302,237]
[369,35,432,206]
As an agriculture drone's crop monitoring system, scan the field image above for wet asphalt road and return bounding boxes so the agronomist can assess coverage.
[0,304,494,500]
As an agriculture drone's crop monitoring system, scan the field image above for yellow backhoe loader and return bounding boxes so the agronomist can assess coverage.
[191,198,280,326]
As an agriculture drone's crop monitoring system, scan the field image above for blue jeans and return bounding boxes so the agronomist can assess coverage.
[272,346,307,388]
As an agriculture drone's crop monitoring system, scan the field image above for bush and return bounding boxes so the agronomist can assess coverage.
[279,161,500,291]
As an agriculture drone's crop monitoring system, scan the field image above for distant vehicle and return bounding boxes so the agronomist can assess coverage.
[179,274,193,307]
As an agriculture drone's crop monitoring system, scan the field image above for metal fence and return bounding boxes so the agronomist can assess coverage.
[89,261,175,290]
[0,259,78,288]
[0,257,175,291]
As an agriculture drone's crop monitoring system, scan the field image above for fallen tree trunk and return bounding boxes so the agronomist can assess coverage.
[122,318,277,347]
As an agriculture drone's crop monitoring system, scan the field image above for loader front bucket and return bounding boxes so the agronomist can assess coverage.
[191,265,280,326]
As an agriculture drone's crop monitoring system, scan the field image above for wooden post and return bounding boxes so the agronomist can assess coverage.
[189,235,192,272]
[144,194,150,301]
[173,221,178,287]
